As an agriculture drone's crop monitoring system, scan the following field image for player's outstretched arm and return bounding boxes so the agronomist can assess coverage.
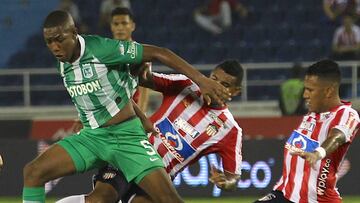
[142,44,230,106]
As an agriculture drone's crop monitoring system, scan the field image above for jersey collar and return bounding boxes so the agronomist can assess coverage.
[71,35,85,65]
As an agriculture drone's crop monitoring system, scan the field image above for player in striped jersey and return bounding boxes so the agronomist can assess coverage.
[22,10,231,203]
[57,60,244,203]
[256,59,360,203]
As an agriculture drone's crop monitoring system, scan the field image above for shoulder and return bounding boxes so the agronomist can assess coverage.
[336,103,360,119]
[223,109,243,133]
[82,35,117,45]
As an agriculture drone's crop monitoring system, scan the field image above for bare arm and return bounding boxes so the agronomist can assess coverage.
[141,44,230,106]
[131,100,157,134]
[137,87,150,112]
[319,128,346,155]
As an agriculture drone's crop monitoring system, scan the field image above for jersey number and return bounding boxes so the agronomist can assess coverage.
[140,140,157,156]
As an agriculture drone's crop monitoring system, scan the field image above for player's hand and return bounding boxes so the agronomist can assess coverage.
[290,150,321,169]
[142,119,158,135]
[197,76,231,106]
[70,119,83,134]
[209,165,237,191]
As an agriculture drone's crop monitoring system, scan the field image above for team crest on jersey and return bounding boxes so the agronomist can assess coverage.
[156,118,196,161]
[82,64,94,78]
[285,131,319,153]
[206,124,218,137]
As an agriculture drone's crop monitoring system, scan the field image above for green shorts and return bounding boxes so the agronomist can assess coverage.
[57,117,164,183]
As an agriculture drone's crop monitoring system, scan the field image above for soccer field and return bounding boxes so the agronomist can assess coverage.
[1,196,360,203]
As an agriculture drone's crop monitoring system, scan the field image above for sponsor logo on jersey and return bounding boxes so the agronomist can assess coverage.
[66,80,102,97]
[173,118,200,138]
[82,64,94,78]
[127,42,137,59]
[285,130,319,153]
[317,159,331,195]
[299,119,316,133]
[157,118,196,161]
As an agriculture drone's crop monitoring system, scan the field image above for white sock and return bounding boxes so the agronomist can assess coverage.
[56,195,85,203]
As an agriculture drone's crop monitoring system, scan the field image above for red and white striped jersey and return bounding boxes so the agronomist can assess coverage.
[274,101,359,203]
[147,72,243,178]
[332,24,360,48]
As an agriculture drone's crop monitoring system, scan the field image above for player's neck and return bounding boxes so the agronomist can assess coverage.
[69,39,81,63]
[323,97,342,112]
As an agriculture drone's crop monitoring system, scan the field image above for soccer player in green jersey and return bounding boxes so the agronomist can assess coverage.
[22,10,230,203]
[110,7,150,112]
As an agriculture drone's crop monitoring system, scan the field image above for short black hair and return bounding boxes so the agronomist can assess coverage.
[43,10,74,29]
[216,60,244,86]
[306,59,341,84]
[111,7,135,22]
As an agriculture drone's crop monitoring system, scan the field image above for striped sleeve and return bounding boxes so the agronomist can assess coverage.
[333,107,360,142]
[218,127,243,175]
[152,72,193,94]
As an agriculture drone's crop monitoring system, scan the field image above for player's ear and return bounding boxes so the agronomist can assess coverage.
[132,22,136,32]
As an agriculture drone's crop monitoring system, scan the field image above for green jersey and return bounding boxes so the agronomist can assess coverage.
[57,35,143,129]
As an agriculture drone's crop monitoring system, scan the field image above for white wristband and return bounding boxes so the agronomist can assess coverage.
[315,147,326,159]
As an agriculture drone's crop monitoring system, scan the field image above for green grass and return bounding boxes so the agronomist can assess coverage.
[1,196,359,203]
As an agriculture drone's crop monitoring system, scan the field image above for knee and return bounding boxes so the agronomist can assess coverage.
[23,161,45,185]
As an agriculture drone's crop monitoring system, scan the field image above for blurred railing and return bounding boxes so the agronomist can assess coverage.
[0,61,359,107]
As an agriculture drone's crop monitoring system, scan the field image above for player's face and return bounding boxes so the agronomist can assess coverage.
[111,15,135,40]
[210,68,241,98]
[303,75,330,113]
[43,26,78,62]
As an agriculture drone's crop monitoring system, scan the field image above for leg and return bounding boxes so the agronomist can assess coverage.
[84,166,133,203]
[137,168,183,203]
[24,144,76,186]
[23,144,76,202]
[86,182,118,203]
